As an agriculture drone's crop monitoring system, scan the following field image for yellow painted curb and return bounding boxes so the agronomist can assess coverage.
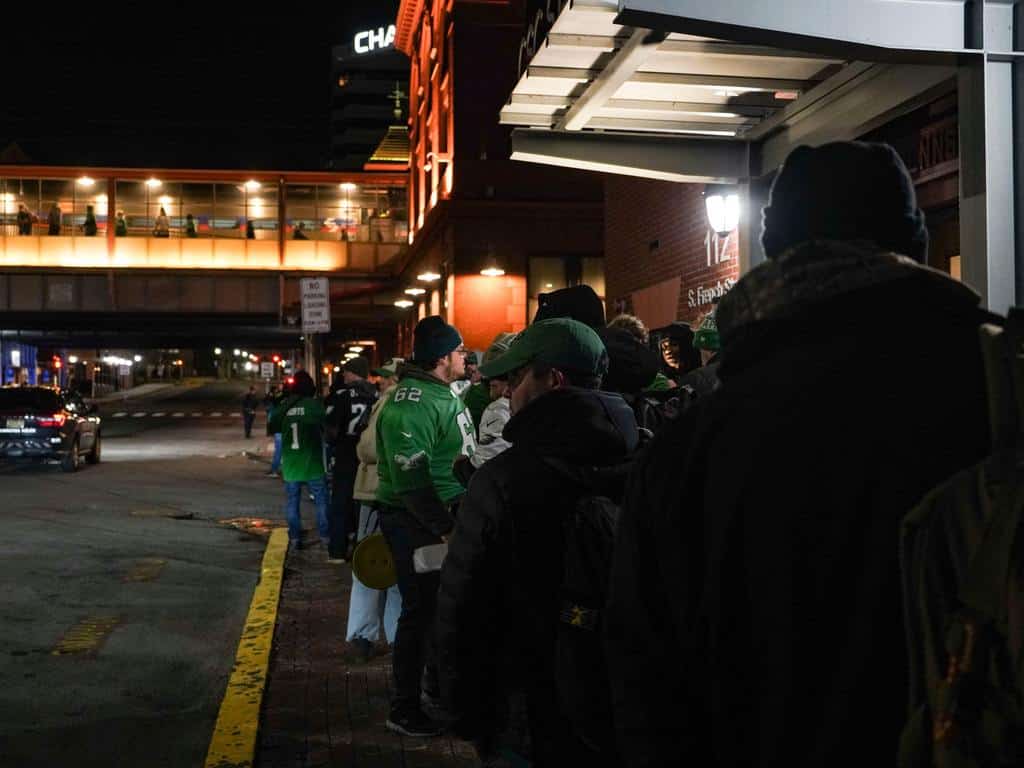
[204,527,288,768]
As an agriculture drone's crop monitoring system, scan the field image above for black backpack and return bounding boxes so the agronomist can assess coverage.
[900,318,1024,767]
[544,457,629,758]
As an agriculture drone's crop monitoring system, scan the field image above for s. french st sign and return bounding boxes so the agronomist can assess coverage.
[354,24,397,54]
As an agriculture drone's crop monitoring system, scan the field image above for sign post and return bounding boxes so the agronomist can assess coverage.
[300,278,331,391]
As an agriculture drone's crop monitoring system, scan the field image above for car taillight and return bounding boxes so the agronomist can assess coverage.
[37,414,67,427]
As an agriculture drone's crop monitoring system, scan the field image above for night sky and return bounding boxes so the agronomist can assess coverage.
[1,2,400,171]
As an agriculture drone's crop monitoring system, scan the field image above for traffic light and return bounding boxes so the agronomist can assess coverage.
[53,357,62,369]
[272,354,281,363]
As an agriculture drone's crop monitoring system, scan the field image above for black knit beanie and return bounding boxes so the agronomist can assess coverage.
[413,315,462,364]
[761,141,928,262]
[533,285,606,329]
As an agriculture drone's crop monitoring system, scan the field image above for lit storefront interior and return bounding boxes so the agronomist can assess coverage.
[503,0,1022,314]
[0,168,408,273]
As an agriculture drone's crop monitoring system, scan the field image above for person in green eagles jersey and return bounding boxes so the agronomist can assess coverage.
[376,315,476,738]
[267,370,330,549]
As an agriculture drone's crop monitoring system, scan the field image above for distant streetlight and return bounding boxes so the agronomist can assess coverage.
[214,347,222,356]
[233,349,241,357]
[133,355,142,363]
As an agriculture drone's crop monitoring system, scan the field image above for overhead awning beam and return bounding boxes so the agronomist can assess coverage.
[510,128,749,184]
[527,66,813,93]
[557,27,668,131]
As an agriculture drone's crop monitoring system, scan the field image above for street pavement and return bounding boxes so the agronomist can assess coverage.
[0,380,290,767]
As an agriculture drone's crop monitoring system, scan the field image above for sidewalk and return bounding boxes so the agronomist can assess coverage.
[257,541,477,768]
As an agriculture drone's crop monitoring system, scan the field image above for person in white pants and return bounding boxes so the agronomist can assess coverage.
[346,358,405,661]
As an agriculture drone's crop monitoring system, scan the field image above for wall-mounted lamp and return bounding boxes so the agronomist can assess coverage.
[704,184,740,236]
[394,299,415,309]
[417,271,441,282]
[423,151,451,173]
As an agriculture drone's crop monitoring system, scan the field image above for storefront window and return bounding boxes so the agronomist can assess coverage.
[182,183,214,237]
[41,179,74,236]
[215,183,245,239]
[286,184,317,241]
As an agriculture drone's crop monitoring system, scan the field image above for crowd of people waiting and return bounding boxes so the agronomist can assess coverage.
[259,141,1022,768]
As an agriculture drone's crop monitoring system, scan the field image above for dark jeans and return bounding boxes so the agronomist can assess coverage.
[379,508,441,714]
[243,412,255,437]
[328,456,358,557]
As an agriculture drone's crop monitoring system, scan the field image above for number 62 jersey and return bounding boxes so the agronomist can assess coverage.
[376,369,477,507]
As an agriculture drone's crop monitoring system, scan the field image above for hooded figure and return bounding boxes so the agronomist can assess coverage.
[606,141,994,768]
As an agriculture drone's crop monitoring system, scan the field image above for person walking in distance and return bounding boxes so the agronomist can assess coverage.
[242,385,259,439]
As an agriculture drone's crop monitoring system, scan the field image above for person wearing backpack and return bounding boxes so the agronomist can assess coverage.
[437,318,638,766]
[324,356,378,563]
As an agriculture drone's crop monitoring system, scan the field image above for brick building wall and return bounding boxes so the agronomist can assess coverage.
[605,176,739,328]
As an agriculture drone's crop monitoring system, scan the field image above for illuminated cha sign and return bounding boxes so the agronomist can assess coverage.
[355,24,397,54]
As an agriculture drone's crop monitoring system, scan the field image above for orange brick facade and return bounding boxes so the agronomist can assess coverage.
[605,176,739,329]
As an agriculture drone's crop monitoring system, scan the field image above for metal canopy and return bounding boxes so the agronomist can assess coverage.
[501,0,843,139]
[503,0,1023,314]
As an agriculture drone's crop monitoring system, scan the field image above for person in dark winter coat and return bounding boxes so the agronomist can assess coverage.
[324,356,378,561]
[605,141,994,768]
[437,318,638,767]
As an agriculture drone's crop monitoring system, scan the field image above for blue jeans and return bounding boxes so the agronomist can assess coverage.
[346,504,402,644]
[270,433,282,472]
[284,477,330,543]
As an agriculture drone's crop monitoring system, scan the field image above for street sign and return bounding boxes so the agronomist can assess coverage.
[260,362,275,379]
[300,277,331,333]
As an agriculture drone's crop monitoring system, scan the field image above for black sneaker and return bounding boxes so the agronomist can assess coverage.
[342,637,375,664]
[386,708,443,737]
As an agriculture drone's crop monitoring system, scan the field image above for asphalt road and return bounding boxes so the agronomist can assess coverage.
[0,380,295,767]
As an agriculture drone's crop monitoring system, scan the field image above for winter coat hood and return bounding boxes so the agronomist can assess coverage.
[503,387,638,466]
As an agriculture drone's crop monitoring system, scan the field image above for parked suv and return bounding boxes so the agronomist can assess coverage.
[0,386,101,472]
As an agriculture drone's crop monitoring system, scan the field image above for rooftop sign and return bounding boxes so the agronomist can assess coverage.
[355,25,397,54]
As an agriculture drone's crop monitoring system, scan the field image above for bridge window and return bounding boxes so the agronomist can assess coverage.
[41,179,74,236]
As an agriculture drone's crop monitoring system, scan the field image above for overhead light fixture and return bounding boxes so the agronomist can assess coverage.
[333,366,341,372]
[145,178,162,189]
[133,355,142,362]
[68,355,79,364]
[774,91,800,101]
[480,244,504,277]
[157,195,172,206]
[77,177,96,187]
[417,271,441,282]
[481,267,505,277]
[404,287,426,296]
[349,346,365,353]
[245,180,261,192]
[704,184,741,236]
[394,299,414,309]
[339,182,357,191]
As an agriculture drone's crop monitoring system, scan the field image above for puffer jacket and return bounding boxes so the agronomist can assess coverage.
[353,383,393,502]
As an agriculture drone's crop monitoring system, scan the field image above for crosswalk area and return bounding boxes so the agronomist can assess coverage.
[110,412,243,419]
